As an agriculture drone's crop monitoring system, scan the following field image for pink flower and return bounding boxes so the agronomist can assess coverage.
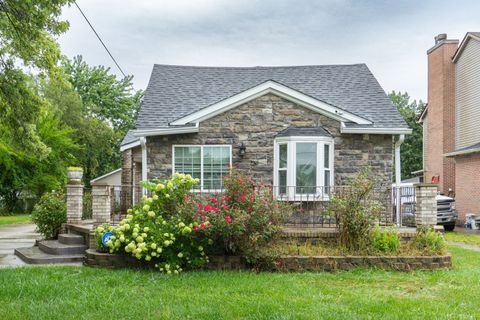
[200,223,205,228]
[210,197,218,203]
[224,215,232,223]
[198,203,204,209]
[268,221,272,225]
[239,195,245,201]
[195,226,200,231]
[195,213,199,219]
[249,195,254,201]
[221,204,230,210]
[202,216,207,221]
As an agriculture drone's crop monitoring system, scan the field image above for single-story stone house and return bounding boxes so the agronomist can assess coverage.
[119,64,411,210]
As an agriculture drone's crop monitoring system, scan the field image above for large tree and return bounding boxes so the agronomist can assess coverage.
[389,91,425,179]
[0,0,75,212]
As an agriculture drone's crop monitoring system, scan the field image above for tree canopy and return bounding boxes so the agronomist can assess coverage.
[389,91,425,180]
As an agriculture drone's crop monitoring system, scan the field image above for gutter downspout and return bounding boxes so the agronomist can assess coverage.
[140,137,148,195]
[395,134,405,226]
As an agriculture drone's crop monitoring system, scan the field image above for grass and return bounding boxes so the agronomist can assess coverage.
[0,214,30,225]
[445,231,480,246]
[0,246,479,319]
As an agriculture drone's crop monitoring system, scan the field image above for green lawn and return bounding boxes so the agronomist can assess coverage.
[0,247,479,319]
[0,214,30,225]
[445,231,480,245]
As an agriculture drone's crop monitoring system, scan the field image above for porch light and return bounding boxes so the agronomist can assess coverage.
[238,142,246,157]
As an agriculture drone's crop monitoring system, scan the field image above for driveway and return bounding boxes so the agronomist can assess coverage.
[0,223,39,266]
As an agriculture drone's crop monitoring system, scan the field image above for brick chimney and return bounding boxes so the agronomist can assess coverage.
[425,34,458,194]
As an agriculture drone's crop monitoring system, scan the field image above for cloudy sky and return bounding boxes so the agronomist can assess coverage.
[58,0,480,101]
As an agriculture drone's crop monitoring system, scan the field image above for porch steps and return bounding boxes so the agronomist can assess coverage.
[14,246,84,264]
[14,225,90,265]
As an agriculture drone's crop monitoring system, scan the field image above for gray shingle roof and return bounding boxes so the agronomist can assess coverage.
[134,64,408,130]
[121,130,138,146]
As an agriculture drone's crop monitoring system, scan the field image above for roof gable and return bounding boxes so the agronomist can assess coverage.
[170,80,372,126]
[135,64,408,130]
[453,32,480,63]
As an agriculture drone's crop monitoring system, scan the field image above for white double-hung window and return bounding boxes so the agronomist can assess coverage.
[274,128,334,200]
[172,145,232,191]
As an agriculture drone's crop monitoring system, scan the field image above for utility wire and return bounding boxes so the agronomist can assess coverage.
[74,0,126,77]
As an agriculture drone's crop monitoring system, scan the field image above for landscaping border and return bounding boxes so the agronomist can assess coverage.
[84,249,452,271]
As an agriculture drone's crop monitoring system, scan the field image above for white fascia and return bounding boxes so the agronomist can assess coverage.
[120,140,141,152]
[132,123,199,137]
[340,122,412,135]
[169,80,372,126]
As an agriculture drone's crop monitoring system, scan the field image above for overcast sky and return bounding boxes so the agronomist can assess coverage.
[58,0,480,101]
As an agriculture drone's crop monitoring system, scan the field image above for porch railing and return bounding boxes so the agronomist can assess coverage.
[91,184,416,228]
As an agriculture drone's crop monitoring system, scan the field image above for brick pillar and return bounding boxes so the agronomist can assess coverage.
[66,168,84,224]
[121,149,133,214]
[92,185,111,225]
[415,183,438,227]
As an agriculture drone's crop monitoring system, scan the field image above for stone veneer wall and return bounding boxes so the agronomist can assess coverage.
[146,94,393,186]
[84,249,452,272]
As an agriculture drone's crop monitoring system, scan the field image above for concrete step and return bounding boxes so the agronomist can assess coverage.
[58,233,85,245]
[14,246,84,264]
[38,240,87,255]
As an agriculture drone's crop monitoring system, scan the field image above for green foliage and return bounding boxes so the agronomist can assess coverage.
[31,191,66,239]
[389,91,425,179]
[412,226,447,255]
[193,169,291,260]
[97,174,211,274]
[370,227,400,254]
[327,169,384,251]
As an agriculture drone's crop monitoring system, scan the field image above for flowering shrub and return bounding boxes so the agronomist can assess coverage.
[31,191,66,239]
[96,173,211,274]
[182,169,291,259]
[327,169,384,251]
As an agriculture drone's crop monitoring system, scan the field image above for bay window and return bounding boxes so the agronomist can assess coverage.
[274,136,334,200]
[173,145,231,191]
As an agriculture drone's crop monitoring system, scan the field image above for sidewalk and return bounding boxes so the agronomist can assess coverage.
[0,223,39,266]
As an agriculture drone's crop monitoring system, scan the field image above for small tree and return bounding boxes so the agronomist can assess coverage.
[327,170,384,251]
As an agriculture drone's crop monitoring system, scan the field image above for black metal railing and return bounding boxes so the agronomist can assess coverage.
[103,184,415,228]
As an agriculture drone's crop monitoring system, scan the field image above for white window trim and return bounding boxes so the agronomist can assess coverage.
[172,144,232,192]
[273,136,334,201]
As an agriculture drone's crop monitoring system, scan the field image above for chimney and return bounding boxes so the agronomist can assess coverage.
[434,33,447,44]
[425,33,458,194]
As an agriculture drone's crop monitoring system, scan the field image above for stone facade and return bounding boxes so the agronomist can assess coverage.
[66,169,84,224]
[415,183,438,226]
[92,185,112,225]
[145,94,393,186]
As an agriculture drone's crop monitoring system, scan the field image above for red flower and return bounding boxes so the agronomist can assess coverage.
[239,195,245,201]
[198,203,204,209]
[202,216,206,221]
[199,209,204,215]
[212,207,219,213]
[210,197,218,203]
[224,215,232,223]
[247,206,253,212]
[195,213,199,219]
[221,204,230,210]
[200,223,205,228]
[195,226,200,231]
[249,195,254,201]
[204,204,214,211]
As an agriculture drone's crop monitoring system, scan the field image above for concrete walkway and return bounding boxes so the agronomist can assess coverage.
[0,223,39,266]
[447,242,480,252]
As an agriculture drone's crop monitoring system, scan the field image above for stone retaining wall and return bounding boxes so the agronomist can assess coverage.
[84,249,451,272]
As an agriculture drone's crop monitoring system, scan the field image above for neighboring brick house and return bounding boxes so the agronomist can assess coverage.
[119,64,411,214]
[420,32,480,223]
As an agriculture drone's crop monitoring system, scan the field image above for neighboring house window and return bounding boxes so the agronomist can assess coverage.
[173,145,231,191]
[274,137,334,200]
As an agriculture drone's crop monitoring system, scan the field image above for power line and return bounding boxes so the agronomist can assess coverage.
[74,1,126,77]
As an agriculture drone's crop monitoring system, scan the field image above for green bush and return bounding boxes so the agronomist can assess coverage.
[370,227,400,254]
[31,191,66,239]
[96,173,212,274]
[327,169,384,251]
[412,226,446,255]
[187,169,291,260]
